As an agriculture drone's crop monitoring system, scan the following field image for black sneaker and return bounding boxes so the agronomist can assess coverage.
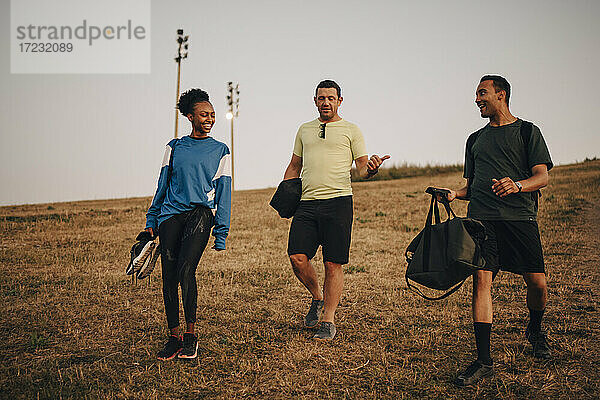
[526,329,551,359]
[178,333,198,359]
[304,299,324,328]
[313,321,336,340]
[157,335,183,361]
[455,360,494,386]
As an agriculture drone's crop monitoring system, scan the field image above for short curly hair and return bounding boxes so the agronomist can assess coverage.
[315,80,341,98]
[480,75,511,105]
[177,88,211,116]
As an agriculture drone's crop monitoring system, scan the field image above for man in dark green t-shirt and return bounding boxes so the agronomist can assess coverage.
[439,75,553,386]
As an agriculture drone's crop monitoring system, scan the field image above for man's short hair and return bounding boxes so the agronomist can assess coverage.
[480,75,511,105]
[177,88,210,116]
[315,80,341,98]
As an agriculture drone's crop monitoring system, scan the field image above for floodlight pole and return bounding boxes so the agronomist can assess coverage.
[230,115,235,191]
[174,61,181,138]
[174,29,189,139]
[226,82,240,191]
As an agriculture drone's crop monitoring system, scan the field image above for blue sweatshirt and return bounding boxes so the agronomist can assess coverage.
[145,136,232,250]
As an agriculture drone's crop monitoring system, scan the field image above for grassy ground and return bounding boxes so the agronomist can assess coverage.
[0,160,599,399]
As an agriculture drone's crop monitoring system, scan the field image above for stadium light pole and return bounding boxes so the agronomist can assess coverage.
[226,82,240,191]
[174,29,189,138]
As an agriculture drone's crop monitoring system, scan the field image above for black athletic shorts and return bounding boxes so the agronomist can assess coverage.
[287,195,353,265]
[480,220,545,275]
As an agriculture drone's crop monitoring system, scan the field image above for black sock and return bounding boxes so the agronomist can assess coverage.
[474,322,492,365]
[528,308,545,333]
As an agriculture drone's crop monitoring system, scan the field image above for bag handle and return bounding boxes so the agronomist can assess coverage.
[438,196,456,219]
[434,197,441,224]
[425,187,457,222]
[425,196,441,226]
[405,275,468,301]
[421,187,459,273]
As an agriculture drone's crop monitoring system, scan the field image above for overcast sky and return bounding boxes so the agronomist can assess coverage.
[1,0,599,205]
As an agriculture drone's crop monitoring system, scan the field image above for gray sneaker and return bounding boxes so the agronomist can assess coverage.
[304,299,324,328]
[313,321,336,340]
[455,360,494,386]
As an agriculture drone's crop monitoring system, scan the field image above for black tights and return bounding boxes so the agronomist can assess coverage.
[158,207,213,329]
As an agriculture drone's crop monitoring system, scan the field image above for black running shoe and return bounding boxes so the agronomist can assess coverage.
[178,333,198,359]
[455,360,494,386]
[157,335,183,361]
[304,299,324,328]
[313,321,336,340]
[526,329,551,359]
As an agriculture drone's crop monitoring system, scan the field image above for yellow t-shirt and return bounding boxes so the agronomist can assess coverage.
[293,119,368,200]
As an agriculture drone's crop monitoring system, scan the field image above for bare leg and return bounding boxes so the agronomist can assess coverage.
[289,254,323,300]
[473,270,493,322]
[523,272,547,311]
[322,261,343,323]
[523,272,551,358]
[471,270,494,365]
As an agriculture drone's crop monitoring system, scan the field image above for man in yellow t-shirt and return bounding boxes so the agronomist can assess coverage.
[283,80,390,340]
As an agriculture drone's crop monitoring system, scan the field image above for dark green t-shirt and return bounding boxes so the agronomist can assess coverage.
[464,119,553,221]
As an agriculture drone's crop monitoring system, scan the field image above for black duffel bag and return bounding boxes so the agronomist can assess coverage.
[269,178,302,218]
[405,187,487,300]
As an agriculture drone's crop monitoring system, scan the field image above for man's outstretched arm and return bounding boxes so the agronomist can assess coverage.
[442,179,471,202]
[284,154,302,180]
[354,154,391,179]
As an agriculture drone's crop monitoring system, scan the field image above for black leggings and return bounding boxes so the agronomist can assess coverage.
[158,206,214,329]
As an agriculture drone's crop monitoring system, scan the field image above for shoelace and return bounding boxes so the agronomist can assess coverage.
[309,301,321,314]
[529,331,547,342]
[463,361,485,376]
[183,335,196,347]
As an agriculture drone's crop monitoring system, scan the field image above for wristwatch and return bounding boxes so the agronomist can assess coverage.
[515,181,523,192]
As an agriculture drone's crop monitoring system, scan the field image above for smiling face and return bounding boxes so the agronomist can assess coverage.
[314,87,342,122]
[187,101,215,135]
[475,80,506,119]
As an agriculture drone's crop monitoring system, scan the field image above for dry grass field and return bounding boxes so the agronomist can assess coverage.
[1,160,599,399]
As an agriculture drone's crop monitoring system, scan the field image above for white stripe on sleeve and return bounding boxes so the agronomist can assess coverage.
[212,154,232,180]
[161,145,172,168]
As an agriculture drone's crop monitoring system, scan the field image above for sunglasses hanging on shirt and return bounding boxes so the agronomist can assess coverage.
[319,123,326,139]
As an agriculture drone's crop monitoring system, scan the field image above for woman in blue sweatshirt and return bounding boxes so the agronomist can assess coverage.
[145,88,231,360]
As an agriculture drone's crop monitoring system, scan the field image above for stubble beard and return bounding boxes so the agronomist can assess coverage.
[319,109,334,121]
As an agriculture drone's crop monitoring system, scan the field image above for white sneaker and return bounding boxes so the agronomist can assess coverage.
[126,233,155,275]
[137,243,160,279]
